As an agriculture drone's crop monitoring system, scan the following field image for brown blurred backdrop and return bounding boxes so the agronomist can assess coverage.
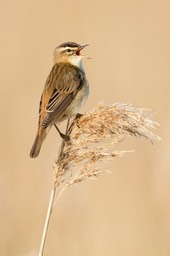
[1,1,170,255]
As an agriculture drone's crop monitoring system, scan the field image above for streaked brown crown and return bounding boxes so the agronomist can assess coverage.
[57,42,81,49]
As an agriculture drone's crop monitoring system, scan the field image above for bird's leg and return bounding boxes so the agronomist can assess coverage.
[64,117,71,140]
[65,117,70,134]
[54,124,70,141]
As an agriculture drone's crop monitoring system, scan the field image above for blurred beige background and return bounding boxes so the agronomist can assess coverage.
[1,0,170,255]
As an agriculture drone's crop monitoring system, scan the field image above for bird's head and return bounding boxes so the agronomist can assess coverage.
[54,42,89,68]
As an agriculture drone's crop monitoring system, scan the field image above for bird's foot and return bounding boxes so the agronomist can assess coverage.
[76,113,83,119]
[75,113,83,128]
[54,124,70,141]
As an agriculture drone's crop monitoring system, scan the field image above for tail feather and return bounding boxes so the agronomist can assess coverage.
[30,130,47,158]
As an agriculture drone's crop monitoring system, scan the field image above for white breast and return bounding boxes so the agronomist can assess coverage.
[70,79,89,116]
[69,55,84,71]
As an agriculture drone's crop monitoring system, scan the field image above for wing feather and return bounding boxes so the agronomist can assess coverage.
[38,63,84,129]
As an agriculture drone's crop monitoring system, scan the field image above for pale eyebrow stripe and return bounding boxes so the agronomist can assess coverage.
[62,46,77,51]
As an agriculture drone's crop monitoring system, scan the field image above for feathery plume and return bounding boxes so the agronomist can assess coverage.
[54,103,160,188]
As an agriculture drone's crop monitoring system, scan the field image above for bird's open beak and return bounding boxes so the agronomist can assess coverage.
[80,44,89,50]
[76,44,89,56]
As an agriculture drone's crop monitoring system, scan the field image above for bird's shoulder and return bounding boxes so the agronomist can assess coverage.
[45,62,85,93]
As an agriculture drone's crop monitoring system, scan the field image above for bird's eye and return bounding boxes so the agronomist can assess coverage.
[67,49,72,53]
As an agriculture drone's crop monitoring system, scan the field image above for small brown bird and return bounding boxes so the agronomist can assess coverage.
[30,42,89,158]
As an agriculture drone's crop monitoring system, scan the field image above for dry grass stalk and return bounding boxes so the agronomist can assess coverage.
[39,103,160,256]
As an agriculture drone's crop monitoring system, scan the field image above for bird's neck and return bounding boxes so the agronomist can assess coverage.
[54,56,84,71]
[68,57,84,71]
